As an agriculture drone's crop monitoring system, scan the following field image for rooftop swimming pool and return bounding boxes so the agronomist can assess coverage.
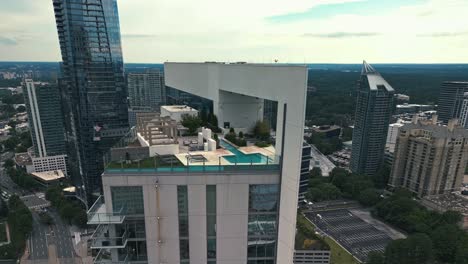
[220,139,271,164]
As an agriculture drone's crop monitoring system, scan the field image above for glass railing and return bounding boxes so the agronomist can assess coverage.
[91,225,128,249]
[103,126,282,174]
[93,249,129,264]
[87,196,126,224]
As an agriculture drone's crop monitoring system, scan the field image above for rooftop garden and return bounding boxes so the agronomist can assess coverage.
[107,156,183,169]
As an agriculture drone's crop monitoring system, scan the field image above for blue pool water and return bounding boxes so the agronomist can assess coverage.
[220,139,270,164]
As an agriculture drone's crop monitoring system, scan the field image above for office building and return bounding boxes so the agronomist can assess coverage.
[350,61,395,176]
[128,106,154,127]
[128,69,165,110]
[24,80,66,157]
[386,120,409,153]
[88,62,307,264]
[389,117,468,197]
[23,80,69,175]
[52,0,129,200]
[160,105,199,123]
[438,81,468,124]
[459,92,468,128]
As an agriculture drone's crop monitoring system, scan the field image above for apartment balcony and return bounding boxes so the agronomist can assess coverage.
[91,225,128,249]
[93,249,128,264]
[87,196,126,225]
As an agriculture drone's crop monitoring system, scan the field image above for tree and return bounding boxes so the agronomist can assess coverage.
[181,114,202,134]
[309,167,322,178]
[455,235,468,264]
[358,188,381,207]
[253,120,270,140]
[431,224,461,263]
[59,203,75,224]
[306,183,341,202]
[441,211,463,225]
[384,234,433,264]
[238,131,244,138]
[367,251,385,264]
[3,159,14,169]
[16,105,26,113]
[374,165,391,189]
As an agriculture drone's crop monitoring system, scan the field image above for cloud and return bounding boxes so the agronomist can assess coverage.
[122,34,159,39]
[418,31,468,37]
[303,32,380,38]
[0,37,17,46]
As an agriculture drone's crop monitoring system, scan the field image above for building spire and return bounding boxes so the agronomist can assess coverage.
[362,60,379,75]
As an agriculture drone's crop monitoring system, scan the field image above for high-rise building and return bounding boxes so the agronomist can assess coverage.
[128,69,166,110]
[23,79,69,175]
[24,80,66,157]
[458,92,468,128]
[350,61,395,176]
[438,81,468,124]
[88,63,308,264]
[388,117,468,197]
[52,0,129,200]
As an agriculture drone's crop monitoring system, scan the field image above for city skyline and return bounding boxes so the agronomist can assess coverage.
[1,0,468,63]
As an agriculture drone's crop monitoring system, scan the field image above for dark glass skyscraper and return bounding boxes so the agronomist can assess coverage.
[437,81,468,124]
[52,0,129,201]
[350,62,394,176]
[24,80,67,157]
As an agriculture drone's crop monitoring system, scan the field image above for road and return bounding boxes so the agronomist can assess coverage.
[48,210,76,263]
[29,213,49,260]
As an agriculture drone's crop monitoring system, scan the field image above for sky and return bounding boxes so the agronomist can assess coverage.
[0,0,468,63]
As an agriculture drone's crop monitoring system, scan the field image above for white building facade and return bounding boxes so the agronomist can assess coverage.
[89,63,308,264]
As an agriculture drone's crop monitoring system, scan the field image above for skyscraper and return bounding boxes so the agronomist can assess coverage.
[350,61,394,176]
[24,79,66,157]
[52,0,129,200]
[88,62,308,264]
[389,118,468,197]
[128,69,165,110]
[438,81,468,124]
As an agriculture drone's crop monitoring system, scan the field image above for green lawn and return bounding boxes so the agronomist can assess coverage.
[324,236,361,264]
[299,213,360,264]
[0,223,7,243]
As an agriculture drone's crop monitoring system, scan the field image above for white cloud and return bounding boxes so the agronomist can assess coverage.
[0,0,467,63]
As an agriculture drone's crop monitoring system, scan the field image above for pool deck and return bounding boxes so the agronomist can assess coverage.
[174,142,277,166]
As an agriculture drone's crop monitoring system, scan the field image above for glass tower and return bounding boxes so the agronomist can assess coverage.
[52,0,129,202]
[23,80,67,157]
[350,61,394,176]
[437,81,468,125]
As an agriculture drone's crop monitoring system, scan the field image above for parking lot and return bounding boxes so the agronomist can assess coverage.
[305,209,394,262]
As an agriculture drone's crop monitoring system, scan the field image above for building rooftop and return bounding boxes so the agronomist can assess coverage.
[423,193,468,216]
[362,61,395,92]
[311,125,341,133]
[14,152,32,166]
[31,170,65,182]
[161,105,198,113]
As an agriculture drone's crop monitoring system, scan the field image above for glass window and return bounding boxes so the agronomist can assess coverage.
[207,238,216,259]
[206,185,216,262]
[110,186,144,215]
[179,239,190,260]
[178,186,190,262]
[249,185,279,213]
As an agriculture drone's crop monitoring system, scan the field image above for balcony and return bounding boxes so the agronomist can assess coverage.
[91,225,128,249]
[87,196,126,224]
[93,249,128,264]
